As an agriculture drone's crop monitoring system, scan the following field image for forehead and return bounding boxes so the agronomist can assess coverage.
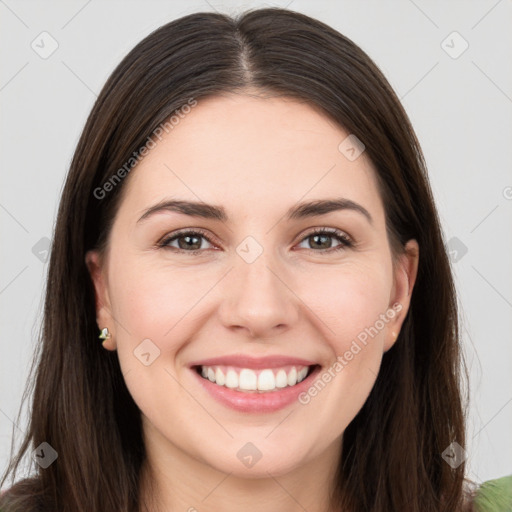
[117,94,383,223]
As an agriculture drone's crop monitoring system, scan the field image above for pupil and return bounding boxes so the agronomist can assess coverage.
[312,234,331,249]
[176,234,334,251]
[179,235,200,250]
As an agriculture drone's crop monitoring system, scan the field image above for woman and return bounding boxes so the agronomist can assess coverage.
[1,7,507,512]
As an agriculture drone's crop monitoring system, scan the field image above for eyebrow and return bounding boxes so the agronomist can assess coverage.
[137,198,373,225]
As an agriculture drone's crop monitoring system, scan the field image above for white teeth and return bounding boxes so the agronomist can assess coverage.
[257,369,275,391]
[215,367,225,386]
[287,367,297,386]
[198,365,312,392]
[239,369,257,390]
[225,369,238,389]
[275,369,288,388]
[297,367,308,382]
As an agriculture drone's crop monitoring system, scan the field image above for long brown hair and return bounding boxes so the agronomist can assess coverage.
[0,7,468,511]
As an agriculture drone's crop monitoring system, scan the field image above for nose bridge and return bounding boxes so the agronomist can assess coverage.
[218,236,299,337]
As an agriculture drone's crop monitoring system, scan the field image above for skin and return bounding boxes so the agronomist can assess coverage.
[86,92,419,512]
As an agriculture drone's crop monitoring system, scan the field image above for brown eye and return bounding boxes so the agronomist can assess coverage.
[159,230,215,253]
[297,228,352,253]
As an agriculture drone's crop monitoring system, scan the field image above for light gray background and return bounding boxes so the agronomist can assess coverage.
[1,0,511,487]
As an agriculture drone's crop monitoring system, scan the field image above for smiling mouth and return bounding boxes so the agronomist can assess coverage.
[194,364,318,393]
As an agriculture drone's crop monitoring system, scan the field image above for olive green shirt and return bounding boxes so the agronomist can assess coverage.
[473,475,512,512]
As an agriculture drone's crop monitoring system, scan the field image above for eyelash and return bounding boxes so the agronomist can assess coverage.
[157,227,353,255]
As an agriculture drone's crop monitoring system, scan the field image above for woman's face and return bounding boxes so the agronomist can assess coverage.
[86,93,418,478]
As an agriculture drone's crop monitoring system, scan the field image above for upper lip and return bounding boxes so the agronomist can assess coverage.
[189,354,318,369]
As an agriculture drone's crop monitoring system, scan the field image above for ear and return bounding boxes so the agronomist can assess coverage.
[384,239,419,351]
[85,249,117,350]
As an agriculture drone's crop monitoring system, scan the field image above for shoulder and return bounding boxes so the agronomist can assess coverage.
[472,475,512,512]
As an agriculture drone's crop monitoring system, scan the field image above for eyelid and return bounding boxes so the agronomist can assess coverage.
[157,226,354,253]
[298,226,352,242]
[295,226,354,251]
[157,227,218,249]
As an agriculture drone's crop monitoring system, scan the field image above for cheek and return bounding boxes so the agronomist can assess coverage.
[109,257,211,342]
[107,258,212,432]
[292,260,395,435]
[298,258,394,351]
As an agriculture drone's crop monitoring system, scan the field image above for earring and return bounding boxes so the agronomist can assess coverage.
[99,327,111,343]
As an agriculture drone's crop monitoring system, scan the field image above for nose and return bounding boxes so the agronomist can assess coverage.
[217,249,300,340]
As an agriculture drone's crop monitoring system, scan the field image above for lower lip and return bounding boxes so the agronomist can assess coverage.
[192,366,321,413]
